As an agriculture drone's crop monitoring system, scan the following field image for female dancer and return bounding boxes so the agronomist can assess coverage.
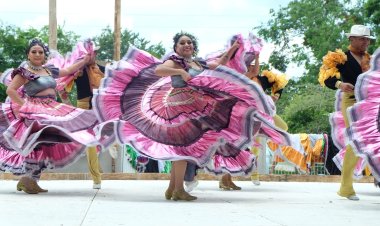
[216,33,326,184]
[344,48,380,186]
[206,33,286,188]
[92,31,290,201]
[0,38,100,194]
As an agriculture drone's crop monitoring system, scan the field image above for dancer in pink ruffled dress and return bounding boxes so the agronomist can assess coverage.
[183,33,266,191]
[92,31,290,201]
[344,48,380,187]
[0,38,101,194]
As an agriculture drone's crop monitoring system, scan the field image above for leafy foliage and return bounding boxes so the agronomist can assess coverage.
[0,83,6,102]
[0,24,166,102]
[0,24,80,72]
[95,26,166,62]
[278,83,335,134]
[256,0,367,82]
[364,0,380,49]
[255,0,377,135]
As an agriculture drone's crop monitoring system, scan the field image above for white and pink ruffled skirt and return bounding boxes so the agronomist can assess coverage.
[92,47,290,176]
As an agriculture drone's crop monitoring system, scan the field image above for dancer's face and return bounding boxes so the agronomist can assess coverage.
[28,45,45,66]
[175,35,194,58]
[350,36,371,53]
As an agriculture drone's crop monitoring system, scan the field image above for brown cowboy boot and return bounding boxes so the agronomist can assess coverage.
[16,177,39,194]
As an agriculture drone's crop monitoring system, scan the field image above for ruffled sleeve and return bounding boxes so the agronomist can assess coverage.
[318,49,347,87]
[44,64,60,78]
[167,55,189,71]
[11,67,40,80]
[261,70,288,95]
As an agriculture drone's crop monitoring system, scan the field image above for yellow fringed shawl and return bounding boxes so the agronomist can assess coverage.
[318,49,347,86]
[261,70,289,95]
[318,47,371,87]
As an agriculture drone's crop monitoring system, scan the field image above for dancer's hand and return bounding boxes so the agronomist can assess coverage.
[271,95,279,102]
[339,82,354,92]
[180,70,192,82]
[231,39,240,49]
[83,54,92,64]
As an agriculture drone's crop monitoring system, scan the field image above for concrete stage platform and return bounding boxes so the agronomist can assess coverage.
[0,178,379,226]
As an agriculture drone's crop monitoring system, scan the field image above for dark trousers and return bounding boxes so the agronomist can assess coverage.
[184,162,198,182]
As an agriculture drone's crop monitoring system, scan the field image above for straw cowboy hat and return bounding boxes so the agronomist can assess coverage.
[345,25,375,39]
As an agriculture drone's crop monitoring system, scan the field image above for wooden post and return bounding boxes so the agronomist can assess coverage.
[111,0,121,172]
[48,0,57,50]
[113,0,121,61]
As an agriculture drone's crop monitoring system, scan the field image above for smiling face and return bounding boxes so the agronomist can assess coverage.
[175,35,194,58]
[27,44,45,66]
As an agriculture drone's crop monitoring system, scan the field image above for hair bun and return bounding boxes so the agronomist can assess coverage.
[27,37,50,56]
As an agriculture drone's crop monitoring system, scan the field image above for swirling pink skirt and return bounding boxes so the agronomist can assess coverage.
[0,96,99,175]
[93,47,290,176]
[329,90,366,179]
[344,59,380,180]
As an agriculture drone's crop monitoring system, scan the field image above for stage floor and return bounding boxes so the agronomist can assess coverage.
[0,180,378,226]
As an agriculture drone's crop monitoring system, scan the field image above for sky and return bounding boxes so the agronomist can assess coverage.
[0,0,303,78]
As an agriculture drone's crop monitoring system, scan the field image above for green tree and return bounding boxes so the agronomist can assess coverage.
[0,83,6,102]
[0,24,80,72]
[364,0,380,49]
[255,0,377,135]
[42,26,81,54]
[275,79,298,116]
[0,24,42,72]
[256,0,366,82]
[94,26,166,62]
[0,24,166,102]
[280,83,336,134]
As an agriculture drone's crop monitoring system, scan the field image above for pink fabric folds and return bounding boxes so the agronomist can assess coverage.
[0,141,85,176]
[3,96,98,155]
[93,46,290,176]
[0,95,99,175]
[49,39,97,91]
[344,49,380,180]
[329,90,365,179]
[205,33,264,74]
